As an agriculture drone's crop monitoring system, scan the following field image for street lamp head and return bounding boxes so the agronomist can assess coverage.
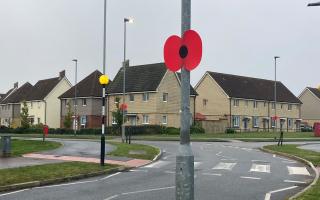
[124,17,134,23]
[274,56,280,59]
[72,59,78,62]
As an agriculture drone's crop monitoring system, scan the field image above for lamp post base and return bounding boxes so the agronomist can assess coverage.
[100,135,105,166]
[176,144,194,200]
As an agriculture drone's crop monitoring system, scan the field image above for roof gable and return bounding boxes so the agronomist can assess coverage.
[208,72,301,104]
[59,70,111,98]
[1,82,33,104]
[26,77,61,101]
[107,63,167,94]
[306,87,320,100]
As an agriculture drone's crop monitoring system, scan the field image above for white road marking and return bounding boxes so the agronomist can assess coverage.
[273,154,276,158]
[216,152,236,160]
[0,189,30,197]
[143,160,170,168]
[212,162,236,170]
[130,169,148,173]
[250,164,270,173]
[37,179,99,189]
[121,186,175,195]
[251,160,269,163]
[202,173,222,176]
[284,180,307,184]
[287,167,310,176]
[220,158,237,161]
[264,186,298,200]
[104,195,119,200]
[282,161,297,164]
[165,171,175,174]
[240,176,261,180]
[100,172,122,180]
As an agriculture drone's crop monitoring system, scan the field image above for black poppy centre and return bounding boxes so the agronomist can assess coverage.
[179,45,188,59]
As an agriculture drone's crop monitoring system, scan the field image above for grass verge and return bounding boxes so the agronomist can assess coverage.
[11,139,62,157]
[107,142,160,160]
[0,162,118,187]
[264,144,320,200]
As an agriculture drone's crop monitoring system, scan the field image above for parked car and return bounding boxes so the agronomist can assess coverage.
[300,123,313,132]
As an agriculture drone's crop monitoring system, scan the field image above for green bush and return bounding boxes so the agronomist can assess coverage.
[165,127,180,135]
[190,125,205,134]
[225,128,236,134]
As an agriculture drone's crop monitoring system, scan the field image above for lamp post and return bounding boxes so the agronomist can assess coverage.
[72,59,78,136]
[274,56,279,132]
[100,0,108,166]
[122,17,134,143]
[308,2,320,6]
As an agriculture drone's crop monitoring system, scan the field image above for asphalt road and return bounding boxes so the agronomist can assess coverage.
[0,140,316,200]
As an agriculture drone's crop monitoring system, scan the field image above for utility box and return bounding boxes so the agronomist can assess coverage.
[314,123,320,137]
[1,136,11,157]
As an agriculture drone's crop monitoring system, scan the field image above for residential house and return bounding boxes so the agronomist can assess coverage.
[59,70,111,129]
[0,82,33,128]
[195,72,302,133]
[298,87,320,126]
[23,70,72,128]
[107,63,197,128]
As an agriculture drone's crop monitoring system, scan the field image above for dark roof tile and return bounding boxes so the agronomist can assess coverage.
[307,87,320,99]
[26,77,61,101]
[208,72,301,104]
[1,82,33,104]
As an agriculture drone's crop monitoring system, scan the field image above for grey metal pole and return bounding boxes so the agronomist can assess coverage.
[122,19,127,143]
[72,59,78,136]
[176,0,194,199]
[274,56,279,132]
[100,0,107,166]
[308,2,320,6]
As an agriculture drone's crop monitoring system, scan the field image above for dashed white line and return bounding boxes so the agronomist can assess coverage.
[202,173,222,176]
[264,186,298,200]
[240,176,261,180]
[165,171,175,174]
[213,162,236,170]
[100,172,122,180]
[130,169,148,173]
[0,189,30,197]
[250,164,270,173]
[104,194,119,200]
[121,186,175,195]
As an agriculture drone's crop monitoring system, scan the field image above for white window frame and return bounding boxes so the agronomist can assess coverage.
[112,116,117,125]
[288,118,292,127]
[82,99,87,106]
[233,99,239,107]
[143,93,149,102]
[288,104,292,111]
[129,94,134,102]
[232,116,240,127]
[245,100,249,107]
[272,103,275,110]
[163,93,168,102]
[162,115,167,125]
[203,99,208,107]
[253,101,258,108]
[253,116,259,128]
[271,119,276,128]
[142,115,149,124]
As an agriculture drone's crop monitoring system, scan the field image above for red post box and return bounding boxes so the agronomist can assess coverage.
[314,123,320,137]
[43,125,49,136]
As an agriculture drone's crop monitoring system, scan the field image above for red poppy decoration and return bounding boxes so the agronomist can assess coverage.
[164,30,202,72]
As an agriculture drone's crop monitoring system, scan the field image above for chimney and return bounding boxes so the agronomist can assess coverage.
[14,82,18,89]
[59,70,66,79]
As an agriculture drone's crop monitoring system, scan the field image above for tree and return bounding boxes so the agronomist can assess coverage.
[20,101,30,128]
[112,97,125,135]
[64,101,73,129]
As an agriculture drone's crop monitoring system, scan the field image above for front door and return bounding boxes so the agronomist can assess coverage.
[243,120,248,130]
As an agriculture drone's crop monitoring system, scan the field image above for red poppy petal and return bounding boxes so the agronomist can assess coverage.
[182,30,202,71]
[164,35,183,72]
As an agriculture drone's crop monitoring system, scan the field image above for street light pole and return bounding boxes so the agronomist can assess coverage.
[122,17,133,143]
[100,0,108,166]
[72,59,78,136]
[274,56,279,132]
[176,0,194,199]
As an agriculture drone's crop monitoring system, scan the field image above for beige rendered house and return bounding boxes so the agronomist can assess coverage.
[107,63,197,128]
[22,70,72,128]
[195,72,302,133]
[299,87,320,126]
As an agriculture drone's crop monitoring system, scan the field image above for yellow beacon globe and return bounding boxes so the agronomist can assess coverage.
[99,74,109,85]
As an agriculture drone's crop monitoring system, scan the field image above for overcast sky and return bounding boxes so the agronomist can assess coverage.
[0,0,319,95]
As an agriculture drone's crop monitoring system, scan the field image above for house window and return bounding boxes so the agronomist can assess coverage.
[272,103,275,109]
[203,99,208,107]
[245,100,249,107]
[253,116,259,128]
[288,118,292,128]
[129,94,134,102]
[37,118,41,124]
[82,99,87,106]
[74,99,78,106]
[163,93,168,102]
[80,116,87,125]
[288,104,292,111]
[143,115,149,124]
[38,102,41,109]
[30,102,33,109]
[271,119,276,128]
[112,116,117,124]
[264,101,267,107]
[143,93,149,102]
[233,99,239,107]
[162,115,167,125]
[253,101,258,108]
[281,104,284,109]
[232,116,240,127]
